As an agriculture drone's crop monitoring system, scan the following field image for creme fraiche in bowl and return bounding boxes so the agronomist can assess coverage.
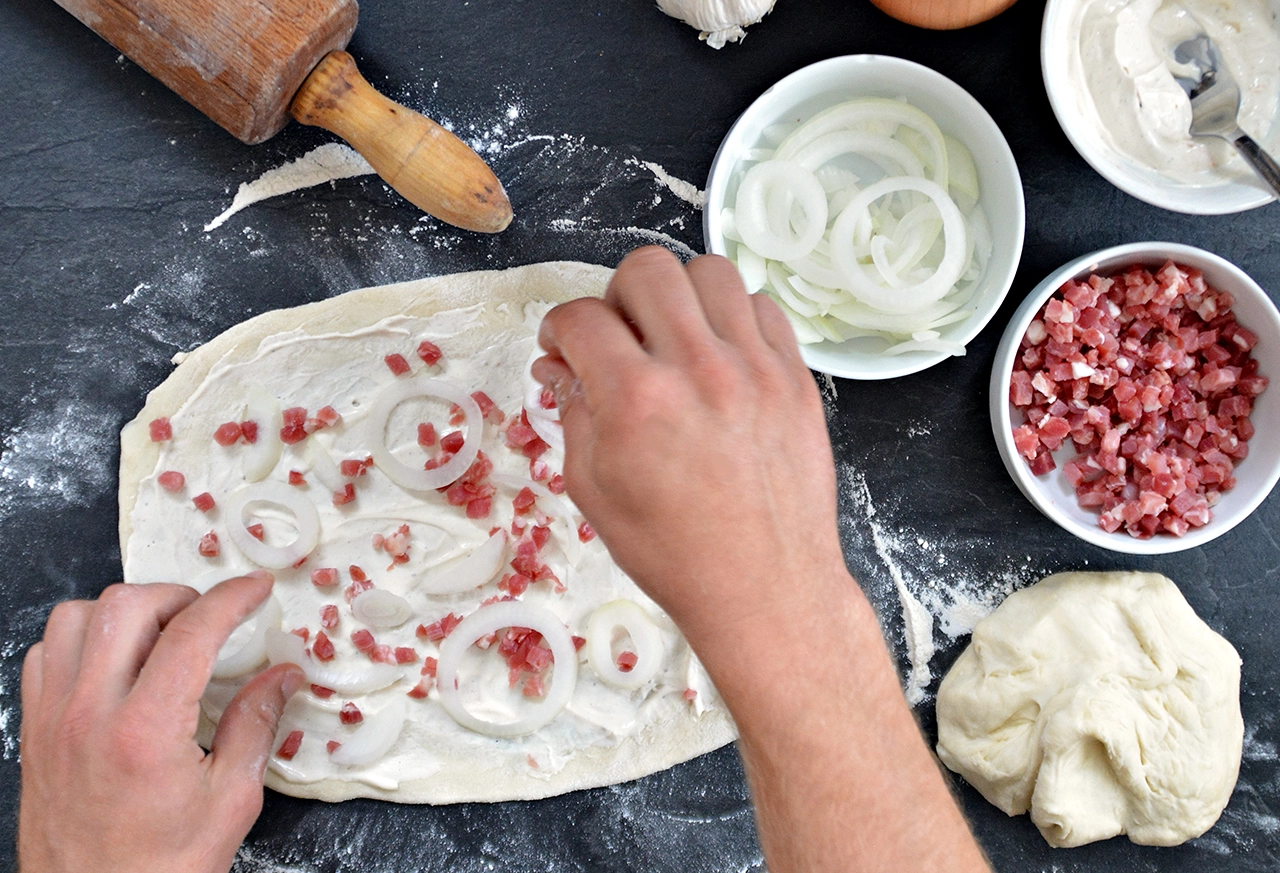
[703,54,1025,380]
[1041,0,1280,214]
[991,242,1280,555]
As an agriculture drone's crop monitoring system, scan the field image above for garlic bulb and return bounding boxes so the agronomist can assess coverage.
[656,0,776,48]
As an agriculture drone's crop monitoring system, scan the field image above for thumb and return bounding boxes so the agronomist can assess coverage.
[209,663,306,791]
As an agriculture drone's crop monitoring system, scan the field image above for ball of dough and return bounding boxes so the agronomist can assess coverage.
[936,571,1242,848]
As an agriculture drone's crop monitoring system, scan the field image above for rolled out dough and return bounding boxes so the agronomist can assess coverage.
[118,262,737,804]
[935,570,1242,848]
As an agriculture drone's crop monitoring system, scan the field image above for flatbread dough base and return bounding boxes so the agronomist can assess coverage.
[119,261,738,804]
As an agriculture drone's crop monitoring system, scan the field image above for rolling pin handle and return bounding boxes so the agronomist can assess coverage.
[292,51,513,234]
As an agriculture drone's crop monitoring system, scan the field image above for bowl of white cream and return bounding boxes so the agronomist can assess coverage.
[1042,0,1280,213]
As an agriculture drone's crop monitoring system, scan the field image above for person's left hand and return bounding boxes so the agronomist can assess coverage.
[18,573,305,873]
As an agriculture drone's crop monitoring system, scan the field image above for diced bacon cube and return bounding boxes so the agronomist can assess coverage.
[522,437,550,460]
[148,417,173,442]
[683,688,698,702]
[327,740,342,754]
[280,407,308,444]
[513,486,537,515]
[213,421,243,446]
[310,684,335,699]
[285,470,305,487]
[417,422,437,446]
[530,459,551,481]
[548,474,566,495]
[290,627,310,642]
[419,613,462,642]
[320,604,340,629]
[384,353,411,376]
[312,630,335,661]
[466,497,492,519]
[316,406,342,427]
[276,730,303,760]
[247,523,265,541]
[158,470,185,492]
[440,430,465,454]
[472,391,504,424]
[192,492,215,512]
[616,651,638,672]
[310,567,339,588]
[578,521,596,543]
[339,702,363,725]
[530,525,551,551]
[416,341,443,366]
[198,531,220,557]
[339,459,366,477]
[505,422,538,448]
[422,656,438,677]
[394,646,418,664]
[333,483,356,506]
[350,629,376,653]
[407,681,431,699]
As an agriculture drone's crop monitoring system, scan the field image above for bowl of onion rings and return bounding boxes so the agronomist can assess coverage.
[704,55,1025,380]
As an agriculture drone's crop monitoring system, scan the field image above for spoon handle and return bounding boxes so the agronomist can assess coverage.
[1233,133,1280,197]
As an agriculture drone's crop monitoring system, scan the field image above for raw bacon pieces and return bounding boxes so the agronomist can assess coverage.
[1010,262,1267,538]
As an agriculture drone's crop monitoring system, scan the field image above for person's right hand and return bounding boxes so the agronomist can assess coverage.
[532,247,850,656]
[19,574,305,873]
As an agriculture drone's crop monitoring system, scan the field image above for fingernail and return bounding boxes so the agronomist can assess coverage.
[281,666,306,698]
[246,569,275,583]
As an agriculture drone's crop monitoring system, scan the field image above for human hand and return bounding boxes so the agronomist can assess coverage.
[18,574,305,873]
[532,247,849,660]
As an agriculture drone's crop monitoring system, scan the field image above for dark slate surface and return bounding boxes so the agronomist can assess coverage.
[2,0,1279,870]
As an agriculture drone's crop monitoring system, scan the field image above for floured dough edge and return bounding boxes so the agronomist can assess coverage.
[118,261,738,804]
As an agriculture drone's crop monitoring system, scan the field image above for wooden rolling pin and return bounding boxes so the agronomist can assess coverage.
[52,0,512,233]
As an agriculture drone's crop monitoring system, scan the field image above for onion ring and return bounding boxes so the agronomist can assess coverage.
[585,600,666,690]
[212,595,282,679]
[417,530,507,595]
[350,589,414,628]
[436,601,578,738]
[733,160,828,262]
[366,377,482,491]
[224,482,321,569]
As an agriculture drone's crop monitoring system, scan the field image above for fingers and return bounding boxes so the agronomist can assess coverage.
[20,643,44,741]
[537,297,648,405]
[75,583,200,699]
[603,247,715,359]
[208,662,305,791]
[752,294,807,372]
[684,254,766,348]
[132,574,274,712]
[34,600,93,705]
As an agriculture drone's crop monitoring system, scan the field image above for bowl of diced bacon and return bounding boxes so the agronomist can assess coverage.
[991,242,1280,554]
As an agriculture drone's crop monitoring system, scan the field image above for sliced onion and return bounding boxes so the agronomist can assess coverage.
[224,482,321,569]
[241,384,283,483]
[774,98,948,186]
[366,378,482,491]
[733,160,828,262]
[212,596,282,679]
[585,600,666,690]
[307,437,346,494]
[417,530,507,595]
[522,345,564,453]
[265,629,402,695]
[792,130,924,179]
[436,601,577,738]
[829,176,967,314]
[350,589,414,628]
[329,697,407,767]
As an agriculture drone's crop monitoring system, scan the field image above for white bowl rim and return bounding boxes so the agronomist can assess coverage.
[1039,0,1277,215]
[703,53,1026,381]
[990,241,1280,554]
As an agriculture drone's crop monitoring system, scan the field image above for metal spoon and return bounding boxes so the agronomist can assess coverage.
[1173,34,1280,195]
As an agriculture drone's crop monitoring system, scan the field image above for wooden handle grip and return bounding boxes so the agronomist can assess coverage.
[291,51,513,234]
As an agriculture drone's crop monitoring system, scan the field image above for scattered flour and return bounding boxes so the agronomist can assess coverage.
[204,143,375,232]
[632,159,706,209]
[838,462,1043,705]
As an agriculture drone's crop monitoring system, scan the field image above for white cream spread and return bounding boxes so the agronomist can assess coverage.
[1064,0,1280,185]
[124,303,718,790]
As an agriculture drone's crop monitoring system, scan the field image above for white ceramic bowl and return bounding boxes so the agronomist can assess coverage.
[703,55,1026,380]
[991,242,1280,554]
[1041,0,1277,215]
